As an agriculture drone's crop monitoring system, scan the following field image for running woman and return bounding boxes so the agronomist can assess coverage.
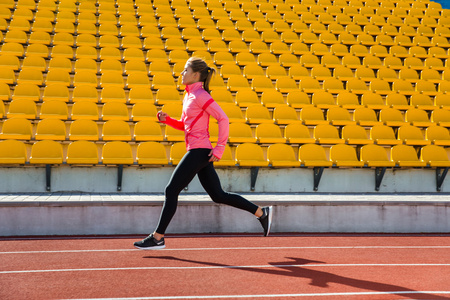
[134,57,273,250]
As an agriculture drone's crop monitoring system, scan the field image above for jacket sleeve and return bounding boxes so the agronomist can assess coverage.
[160,114,185,131]
[205,101,229,159]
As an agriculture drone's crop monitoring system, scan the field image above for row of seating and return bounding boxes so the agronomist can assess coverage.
[1,118,449,146]
[0,139,448,168]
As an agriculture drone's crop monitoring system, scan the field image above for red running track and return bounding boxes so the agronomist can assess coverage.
[1,234,450,299]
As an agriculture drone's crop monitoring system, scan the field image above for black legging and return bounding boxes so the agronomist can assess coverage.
[156,148,259,234]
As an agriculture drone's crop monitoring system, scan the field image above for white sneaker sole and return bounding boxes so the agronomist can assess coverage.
[134,244,166,250]
[266,206,273,237]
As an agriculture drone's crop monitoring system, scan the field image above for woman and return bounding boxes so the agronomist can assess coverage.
[134,57,273,250]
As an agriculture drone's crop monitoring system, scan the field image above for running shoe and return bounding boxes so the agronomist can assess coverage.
[134,234,165,250]
[258,206,273,237]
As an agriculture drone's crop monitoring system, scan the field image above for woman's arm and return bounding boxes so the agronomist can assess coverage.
[205,101,229,159]
[158,111,185,131]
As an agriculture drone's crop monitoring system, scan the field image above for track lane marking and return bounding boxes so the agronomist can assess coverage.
[2,263,450,274]
[2,245,450,254]
[68,291,450,299]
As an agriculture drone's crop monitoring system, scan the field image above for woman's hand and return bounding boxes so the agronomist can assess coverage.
[157,111,168,122]
[208,150,220,162]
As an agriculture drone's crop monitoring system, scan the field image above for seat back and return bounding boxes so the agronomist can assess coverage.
[30,140,63,164]
[66,141,99,164]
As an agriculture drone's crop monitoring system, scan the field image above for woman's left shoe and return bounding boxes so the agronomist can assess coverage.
[258,206,273,237]
[134,234,165,250]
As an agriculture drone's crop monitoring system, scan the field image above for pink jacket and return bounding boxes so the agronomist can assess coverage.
[161,82,229,159]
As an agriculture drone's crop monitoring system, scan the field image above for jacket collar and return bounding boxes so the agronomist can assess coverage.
[185,81,203,93]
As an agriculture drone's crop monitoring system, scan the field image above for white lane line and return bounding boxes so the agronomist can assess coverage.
[70,291,450,299]
[2,263,450,274]
[2,245,450,254]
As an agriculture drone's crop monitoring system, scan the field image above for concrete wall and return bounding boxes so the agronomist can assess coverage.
[1,198,448,236]
[0,166,446,193]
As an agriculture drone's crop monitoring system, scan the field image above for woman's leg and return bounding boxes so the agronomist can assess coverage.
[155,149,211,235]
[197,162,259,214]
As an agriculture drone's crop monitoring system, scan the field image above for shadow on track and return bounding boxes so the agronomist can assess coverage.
[144,255,450,299]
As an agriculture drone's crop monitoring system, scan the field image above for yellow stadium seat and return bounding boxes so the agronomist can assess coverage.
[425,126,450,146]
[134,120,164,141]
[72,85,99,103]
[69,119,99,140]
[220,103,245,123]
[1,42,25,57]
[125,61,148,75]
[164,125,185,142]
[259,90,284,108]
[311,91,335,109]
[4,29,28,44]
[136,142,168,165]
[377,67,398,82]
[298,78,321,93]
[0,118,33,140]
[314,124,345,144]
[66,141,98,165]
[210,90,234,104]
[221,64,242,79]
[74,58,97,72]
[242,63,265,79]
[0,139,27,164]
[127,73,151,89]
[299,144,332,167]
[379,108,406,127]
[45,69,72,87]
[101,102,129,121]
[322,78,345,94]
[336,92,360,109]
[246,105,272,124]
[311,66,332,80]
[420,69,441,84]
[161,103,182,120]
[284,123,314,144]
[416,81,438,97]
[354,107,380,127]
[102,141,134,165]
[360,144,395,167]
[271,105,297,124]
[12,83,40,101]
[169,142,187,165]
[300,106,328,126]
[131,103,158,122]
[39,101,69,120]
[346,78,368,95]
[390,144,426,167]
[431,109,450,127]
[100,86,127,104]
[29,140,63,164]
[229,123,256,143]
[285,90,310,109]
[227,75,250,92]
[267,144,300,167]
[397,125,430,146]
[356,67,376,82]
[299,54,320,68]
[342,55,362,69]
[256,123,286,143]
[258,53,280,67]
[0,69,15,85]
[235,143,268,167]
[100,71,125,88]
[410,94,435,111]
[330,144,364,167]
[0,55,20,71]
[42,84,69,102]
[73,70,98,87]
[435,94,450,110]
[7,100,37,119]
[342,124,372,145]
[405,108,433,127]
[333,66,354,81]
[327,107,354,126]
[35,119,66,140]
[361,93,385,110]
[385,93,409,110]
[288,65,309,80]
[420,145,450,167]
[102,120,132,141]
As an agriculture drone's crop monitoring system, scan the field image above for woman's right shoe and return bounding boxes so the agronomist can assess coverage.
[258,206,273,237]
[134,234,165,250]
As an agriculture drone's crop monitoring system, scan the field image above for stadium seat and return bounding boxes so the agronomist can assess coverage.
[431,109,450,127]
[410,94,436,111]
[405,108,433,127]
[42,84,70,102]
[342,124,372,145]
[102,142,134,165]
[300,106,329,126]
[39,101,69,120]
[311,91,335,109]
[251,77,274,93]
[235,143,268,167]
[385,93,410,110]
[101,102,129,121]
[0,140,27,164]
[131,103,158,122]
[164,123,185,142]
[7,100,37,119]
[100,86,127,103]
[286,91,311,109]
[69,119,99,141]
[169,142,187,165]
[255,123,286,144]
[246,105,272,124]
[129,87,155,104]
[370,125,401,146]
[420,145,450,167]
[284,123,315,144]
[220,103,245,123]
[71,102,99,120]
[66,141,99,165]
[299,144,332,167]
[235,90,260,107]
[390,144,426,167]
[314,124,345,144]
[30,140,63,164]
[229,123,256,143]
[327,107,355,126]
[397,125,430,146]
[330,144,364,167]
[267,144,300,167]
[134,121,164,141]
[425,126,450,146]
[354,107,380,126]
[360,144,395,167]
[136,142,169,165]
[35,118,66,141]
[379,108,406,127]
[0,118,33,140]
